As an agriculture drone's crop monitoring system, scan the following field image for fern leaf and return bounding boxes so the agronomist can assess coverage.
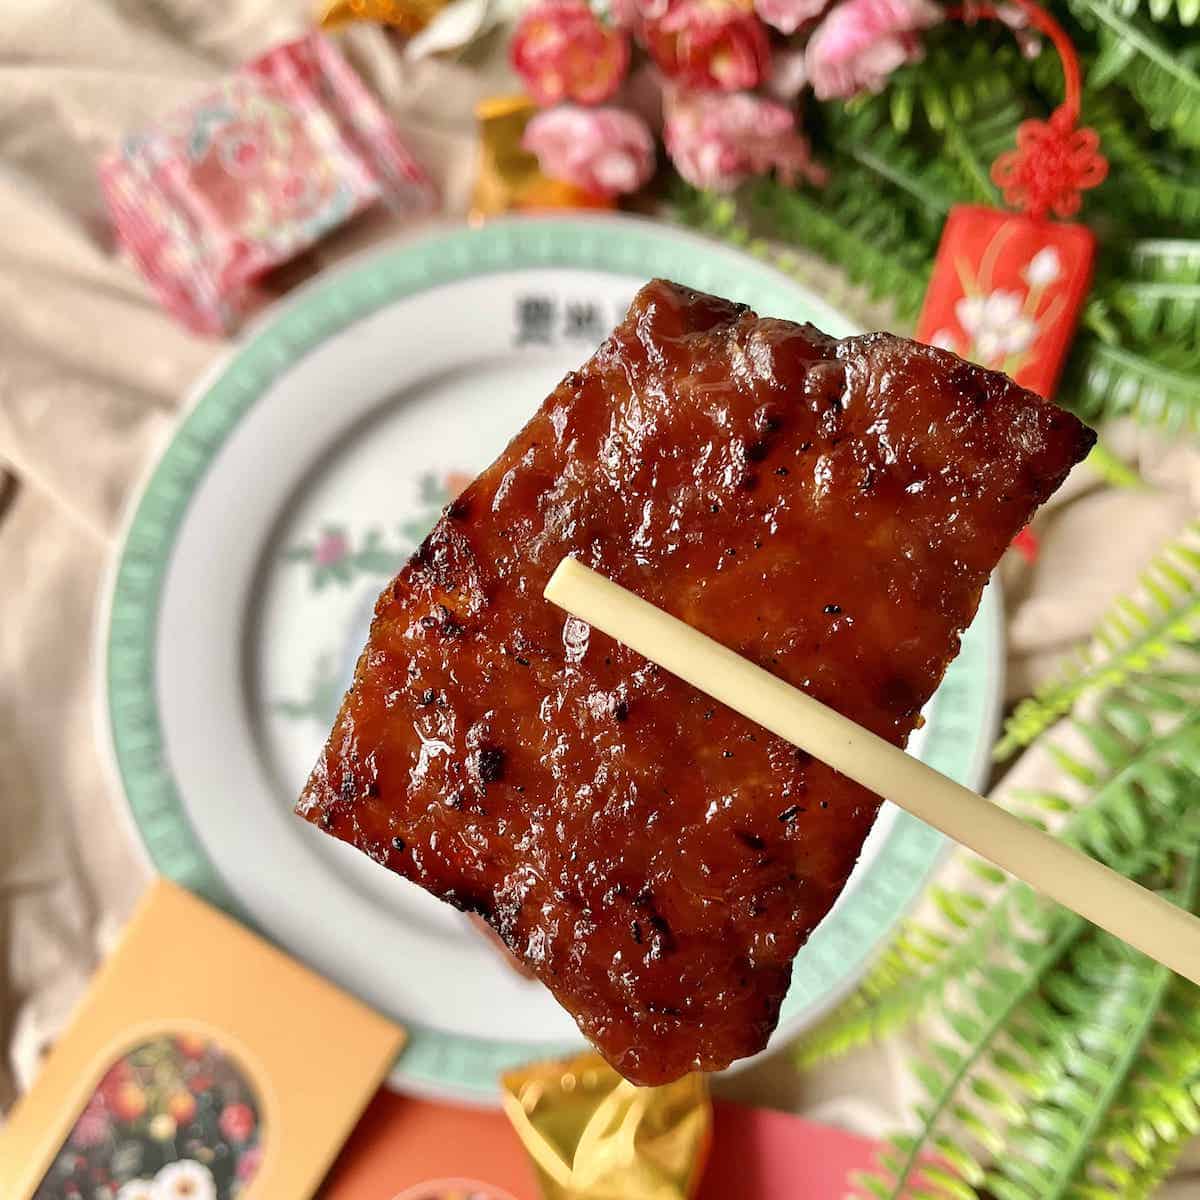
[1083,980,1200,1197]
[801,676,1200,1065]
[1065,335,1200,434]
[861,839,1200,1200]
[1084,440,1143,489]
[1066,0,1200,145]
[988,937,1176,1199]
[1104,280,1200,347]
[856,919,1082,1198]
[825,99,959,221]
[1034,67,1200,226]
[744,177,932,318]
[1097,239,1200,348]
[996,521,1200,757]
[1128,239,1200,284]
[1099,0,1200,24]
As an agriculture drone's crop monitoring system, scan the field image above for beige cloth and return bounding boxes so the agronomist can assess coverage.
[1,2,1198,1193]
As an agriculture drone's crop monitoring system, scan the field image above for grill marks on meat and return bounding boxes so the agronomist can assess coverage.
[298,279,1094,1084]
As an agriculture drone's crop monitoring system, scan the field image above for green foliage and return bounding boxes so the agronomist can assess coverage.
[806,667,1200,1199]
[1066,0,1200,146]
[802,665,1200,1067]
[746,177,933,318]
[1099,239,1200,348]
[792,514,1200,1199]
[996,520,1200,756]
[672,11,1200,436]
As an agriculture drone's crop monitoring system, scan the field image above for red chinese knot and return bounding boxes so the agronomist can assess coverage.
[992,110,1107,220]
[916,0,1104,403]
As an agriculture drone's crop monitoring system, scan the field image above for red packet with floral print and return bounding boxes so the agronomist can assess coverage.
[915,0,1105,401]
[99,33,435,336]
[916,206,1095,399]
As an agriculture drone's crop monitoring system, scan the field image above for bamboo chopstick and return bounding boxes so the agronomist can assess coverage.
[544,556,1200,987]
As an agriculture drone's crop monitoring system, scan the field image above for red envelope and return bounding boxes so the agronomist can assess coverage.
[916,204,1095,399]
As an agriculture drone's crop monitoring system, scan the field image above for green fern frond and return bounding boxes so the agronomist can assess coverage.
[1065,0,1200,145]
[1095,239,1200,348]
[852,918,1083,1199]
[1083,103,1200,226]
[1085,979,1200,1197]
[1084,440,1143,488]
[853,840,1200,1200]
[878,39,1033,137]
[800,674,1200,1065]
[1100,164,1200,229]
[668,183,921,322]
[743,177,932,318]
[1065,337,1200,433]
[825,100,960,221]
[1128,238,1200,283]
[996,521,1200,757]
[1103,281,1200,346]
[1099,0,1200,24]
[987,851,1200,1200]
[840,38,1035,208]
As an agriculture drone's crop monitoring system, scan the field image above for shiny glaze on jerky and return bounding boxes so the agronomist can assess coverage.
[299,280,1094,1085]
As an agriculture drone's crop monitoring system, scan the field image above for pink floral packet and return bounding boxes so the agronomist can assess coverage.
[100,32,436,335]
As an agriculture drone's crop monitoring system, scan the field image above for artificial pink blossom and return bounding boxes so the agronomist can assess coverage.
[640,0,772,92]
[663,90,827,192]
[523,106,657,196]
[754,0,828,35]
[764,46,809,101]
[607,0,654,26]
[805,0,940,100]
[510,0,631,106]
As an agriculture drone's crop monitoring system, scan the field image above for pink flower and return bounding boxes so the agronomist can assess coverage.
[641,0,772,92]
[511,0,631,106]
[219,1101,256,1143]
[764,46,809,101]
[314,530,348,567]
[755,0,828,34]
[608,0,651,26]
[71,1102,111,1148]
[664,90,827,192]
[805,0,941,100]
[523,106,656,196]
[236,1144,264,1182]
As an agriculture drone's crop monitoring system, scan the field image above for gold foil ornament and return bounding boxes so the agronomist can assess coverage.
[319,0,446,35]
[472,96,616,221]
[501,1052,711,1200]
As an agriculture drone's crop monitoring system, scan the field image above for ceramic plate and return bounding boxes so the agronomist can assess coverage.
[101,215,1002,1103]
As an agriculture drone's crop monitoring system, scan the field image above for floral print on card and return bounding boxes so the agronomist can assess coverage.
[33,1035,264,1200]
[916,204,1096,399]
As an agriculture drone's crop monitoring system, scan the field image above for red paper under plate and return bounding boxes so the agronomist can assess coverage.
[322,1088,880,1198]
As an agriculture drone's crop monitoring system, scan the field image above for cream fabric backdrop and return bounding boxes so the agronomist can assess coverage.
[1,2,1197,1190]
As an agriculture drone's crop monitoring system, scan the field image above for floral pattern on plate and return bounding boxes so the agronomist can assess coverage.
[274,470,469,724]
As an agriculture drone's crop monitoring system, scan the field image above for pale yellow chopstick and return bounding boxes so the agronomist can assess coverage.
[544,557,1200,987]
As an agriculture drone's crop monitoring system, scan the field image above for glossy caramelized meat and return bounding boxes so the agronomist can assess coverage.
[298,280,1094,1084]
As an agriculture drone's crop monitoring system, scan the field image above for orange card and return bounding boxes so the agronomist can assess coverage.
[0,878,404,1200]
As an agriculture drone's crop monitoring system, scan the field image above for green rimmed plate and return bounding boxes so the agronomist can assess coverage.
[101,215,1002,1103]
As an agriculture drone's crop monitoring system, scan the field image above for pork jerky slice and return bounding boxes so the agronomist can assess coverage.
[298,279,1094,1085]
